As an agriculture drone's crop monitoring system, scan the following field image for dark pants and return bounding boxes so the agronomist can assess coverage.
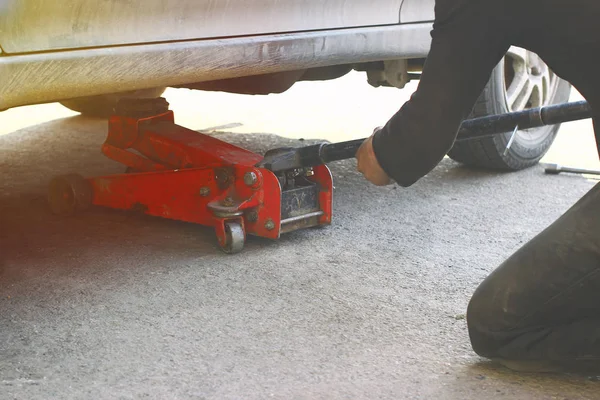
[458,0,600,367]
[467,182,600,364]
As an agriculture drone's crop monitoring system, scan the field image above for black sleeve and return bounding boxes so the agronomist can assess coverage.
[372,1,512,187]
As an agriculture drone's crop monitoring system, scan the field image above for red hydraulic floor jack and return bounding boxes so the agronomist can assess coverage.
[48,98,332,253]
[48,97,592,253]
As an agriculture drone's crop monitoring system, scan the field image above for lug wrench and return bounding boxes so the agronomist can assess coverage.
[544,163,600,176]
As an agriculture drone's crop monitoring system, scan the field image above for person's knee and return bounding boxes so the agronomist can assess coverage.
[466,289,498,358]
[466,275,517,358]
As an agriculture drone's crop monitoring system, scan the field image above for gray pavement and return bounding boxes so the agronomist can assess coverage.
[2,104,600,399]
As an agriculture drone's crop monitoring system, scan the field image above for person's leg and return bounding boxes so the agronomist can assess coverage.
[466,181,600,371]
[461,0,600,372]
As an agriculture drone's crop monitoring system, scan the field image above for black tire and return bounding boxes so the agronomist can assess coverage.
[60,87,166,118]
[448,50,572,170]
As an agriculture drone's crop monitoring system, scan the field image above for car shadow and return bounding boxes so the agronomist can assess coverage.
[0,114,567,292]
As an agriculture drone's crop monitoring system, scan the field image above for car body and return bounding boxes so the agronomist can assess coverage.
[0,0,435,109]
[0,0,570,169]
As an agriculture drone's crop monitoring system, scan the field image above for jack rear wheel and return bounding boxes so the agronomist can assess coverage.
[48,174,93,216]
[219,221,245,254]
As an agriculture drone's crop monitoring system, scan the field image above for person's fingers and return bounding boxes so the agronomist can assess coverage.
[355,138,370,173]
[356,152,363,172]
[355,134,393,187]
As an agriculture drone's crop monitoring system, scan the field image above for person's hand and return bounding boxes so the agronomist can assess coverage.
[356,130,393,186]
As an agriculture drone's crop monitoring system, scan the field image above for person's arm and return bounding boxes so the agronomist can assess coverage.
[370,1,513,187]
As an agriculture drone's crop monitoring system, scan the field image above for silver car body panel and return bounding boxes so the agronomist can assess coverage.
[0,22,433,110]
[400,0,435,23]
[0,0,404,53]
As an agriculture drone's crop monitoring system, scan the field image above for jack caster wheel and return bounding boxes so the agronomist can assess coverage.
[48,174,93,216]
[220,221,245,254]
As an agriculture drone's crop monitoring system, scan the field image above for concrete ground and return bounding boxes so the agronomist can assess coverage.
[1,73,600,399]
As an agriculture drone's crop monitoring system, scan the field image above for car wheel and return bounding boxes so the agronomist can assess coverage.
[60,87,167,118]
[448,47,572,170]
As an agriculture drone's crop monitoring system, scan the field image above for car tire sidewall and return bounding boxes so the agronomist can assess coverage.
[484,63,572,168]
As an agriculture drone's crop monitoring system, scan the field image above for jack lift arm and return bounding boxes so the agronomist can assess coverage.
[48,98,592,253]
